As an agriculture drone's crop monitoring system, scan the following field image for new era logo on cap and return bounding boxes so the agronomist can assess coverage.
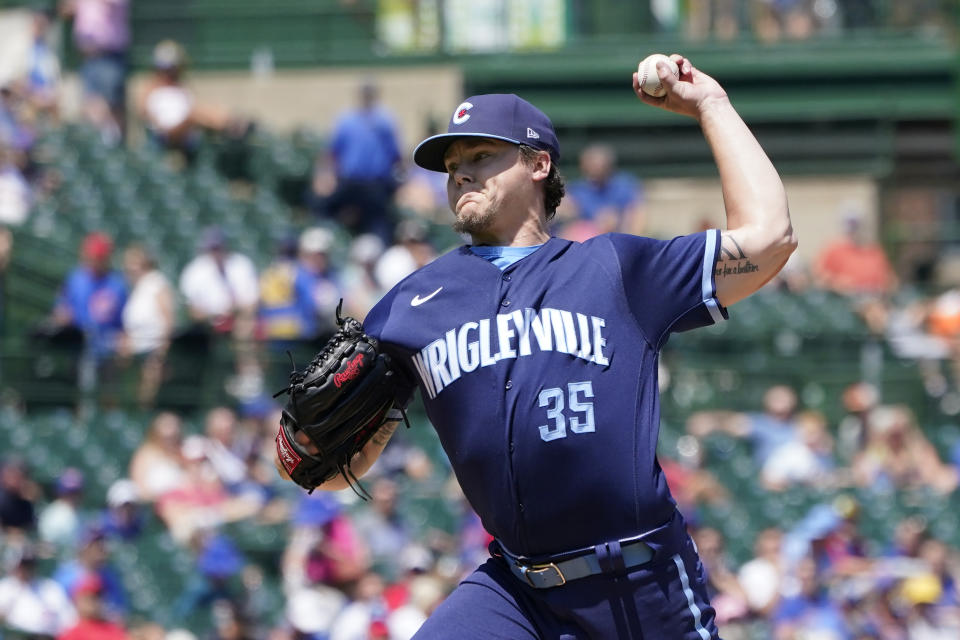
[413,94,560,172]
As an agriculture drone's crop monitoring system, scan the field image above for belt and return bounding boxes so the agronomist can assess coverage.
[494,538,654,589]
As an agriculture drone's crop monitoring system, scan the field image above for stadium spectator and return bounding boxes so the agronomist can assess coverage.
[352,477,412,580]
[179,226,259,341]
[329,571,391,640]
[563,143,645,237]
[282,494,369,592]
[293,227,342,338]
[815,212,897,297]
[772,555,850,638]
[0,85,36,152]
[374,219,436,290]
[136,40,243,160]
[0,457,38,534]
[201,406,265,504]
[38,467,86,550]
[154,433,229,542]
[888,515,930,560]
[760,409,838,491]
[658,435,729,516]
[257,235,303,342]
[901,571,960,638]
[284,584,347,638]
[0,544,76,636]
[386,572,448,639]
[315,80,402,242]
[362,424,433,484]
[53,526,128,621]
[0,146,31,226]
[836,381,879,463]
[394,164,449,223]
[99,479,143,542]
[339,233,386,320]
[738,527,786,617]
[851,405,958,494]
[687,384,802,469]
[128,411,188,501]
[684,0,742,41]
[119,244,176,407]
[19,6,61,119]
[155,435,259,544]
[770,249,814,293]
[49,231,128,359]
[812,496,870,578]
[173,533,244,620]
[752,0,824,43]
[245,405,295,506]
[692,526,750,626]
[202,407,248,485]
[58,573,129,640]
[918,537,960,608]
[60,0,130,143]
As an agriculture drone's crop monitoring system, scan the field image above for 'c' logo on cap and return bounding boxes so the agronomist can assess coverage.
[452,101,473,125]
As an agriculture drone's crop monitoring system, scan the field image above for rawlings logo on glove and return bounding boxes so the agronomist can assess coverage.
[334,352,365,388]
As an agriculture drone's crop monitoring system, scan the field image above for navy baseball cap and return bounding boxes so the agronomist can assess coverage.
[413,94,560,172]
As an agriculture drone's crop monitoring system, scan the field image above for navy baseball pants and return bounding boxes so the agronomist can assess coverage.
[414,511,719,639]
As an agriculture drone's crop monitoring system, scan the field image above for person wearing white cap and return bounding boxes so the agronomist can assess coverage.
[294,227,343,338]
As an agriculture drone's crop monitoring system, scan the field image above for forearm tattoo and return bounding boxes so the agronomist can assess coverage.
[371,421,399,447]
[715,234,759,277]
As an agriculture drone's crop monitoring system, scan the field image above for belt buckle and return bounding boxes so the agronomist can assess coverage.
[521,562,566,588]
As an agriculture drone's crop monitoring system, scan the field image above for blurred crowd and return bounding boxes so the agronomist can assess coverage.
[2,2,960,639]
[2,378,960,638]
[672,380,960,638]
[0,398,486,639]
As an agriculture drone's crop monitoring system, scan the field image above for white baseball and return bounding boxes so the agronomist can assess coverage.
[637,54,679,98]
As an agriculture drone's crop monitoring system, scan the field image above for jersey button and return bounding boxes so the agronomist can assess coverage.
[505,380,513,390]
[502,274,512,282]
[519,503,525,512]
[509,441,515,453]
[501,299,511,307]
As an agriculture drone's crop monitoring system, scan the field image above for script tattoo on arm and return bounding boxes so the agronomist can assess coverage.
[371,421,399,447]
[714,233,759,278]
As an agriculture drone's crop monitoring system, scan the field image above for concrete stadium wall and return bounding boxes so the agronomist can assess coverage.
[126,65,463,153]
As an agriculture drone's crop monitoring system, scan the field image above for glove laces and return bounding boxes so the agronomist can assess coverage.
[273,300,358,397]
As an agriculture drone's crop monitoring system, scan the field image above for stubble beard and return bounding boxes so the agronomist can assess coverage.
[452,200,499,236]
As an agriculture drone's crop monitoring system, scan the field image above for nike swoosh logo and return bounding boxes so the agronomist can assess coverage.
[411,287,443,307]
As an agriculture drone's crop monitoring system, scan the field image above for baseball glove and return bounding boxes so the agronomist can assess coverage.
[274,301,410,497]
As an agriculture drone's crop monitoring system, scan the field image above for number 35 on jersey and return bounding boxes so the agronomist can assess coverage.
[539,381,595,442]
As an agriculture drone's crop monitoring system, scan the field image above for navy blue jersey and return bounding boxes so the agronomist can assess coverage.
[364,231,726,556]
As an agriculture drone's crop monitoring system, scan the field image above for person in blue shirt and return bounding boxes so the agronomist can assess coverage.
[293,227,342,339]
[565,143,646,236]
[51,232,127,359]
[278,54,797,638]
[315,80,402,243]
[773,556,851,639]
[53,526,128,621]
[687,384,802,469]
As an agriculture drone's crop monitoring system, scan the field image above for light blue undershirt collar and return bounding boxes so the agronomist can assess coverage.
[469,244,543,270]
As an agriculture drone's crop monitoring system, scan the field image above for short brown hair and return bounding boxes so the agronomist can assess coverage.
[518,145,565,221]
